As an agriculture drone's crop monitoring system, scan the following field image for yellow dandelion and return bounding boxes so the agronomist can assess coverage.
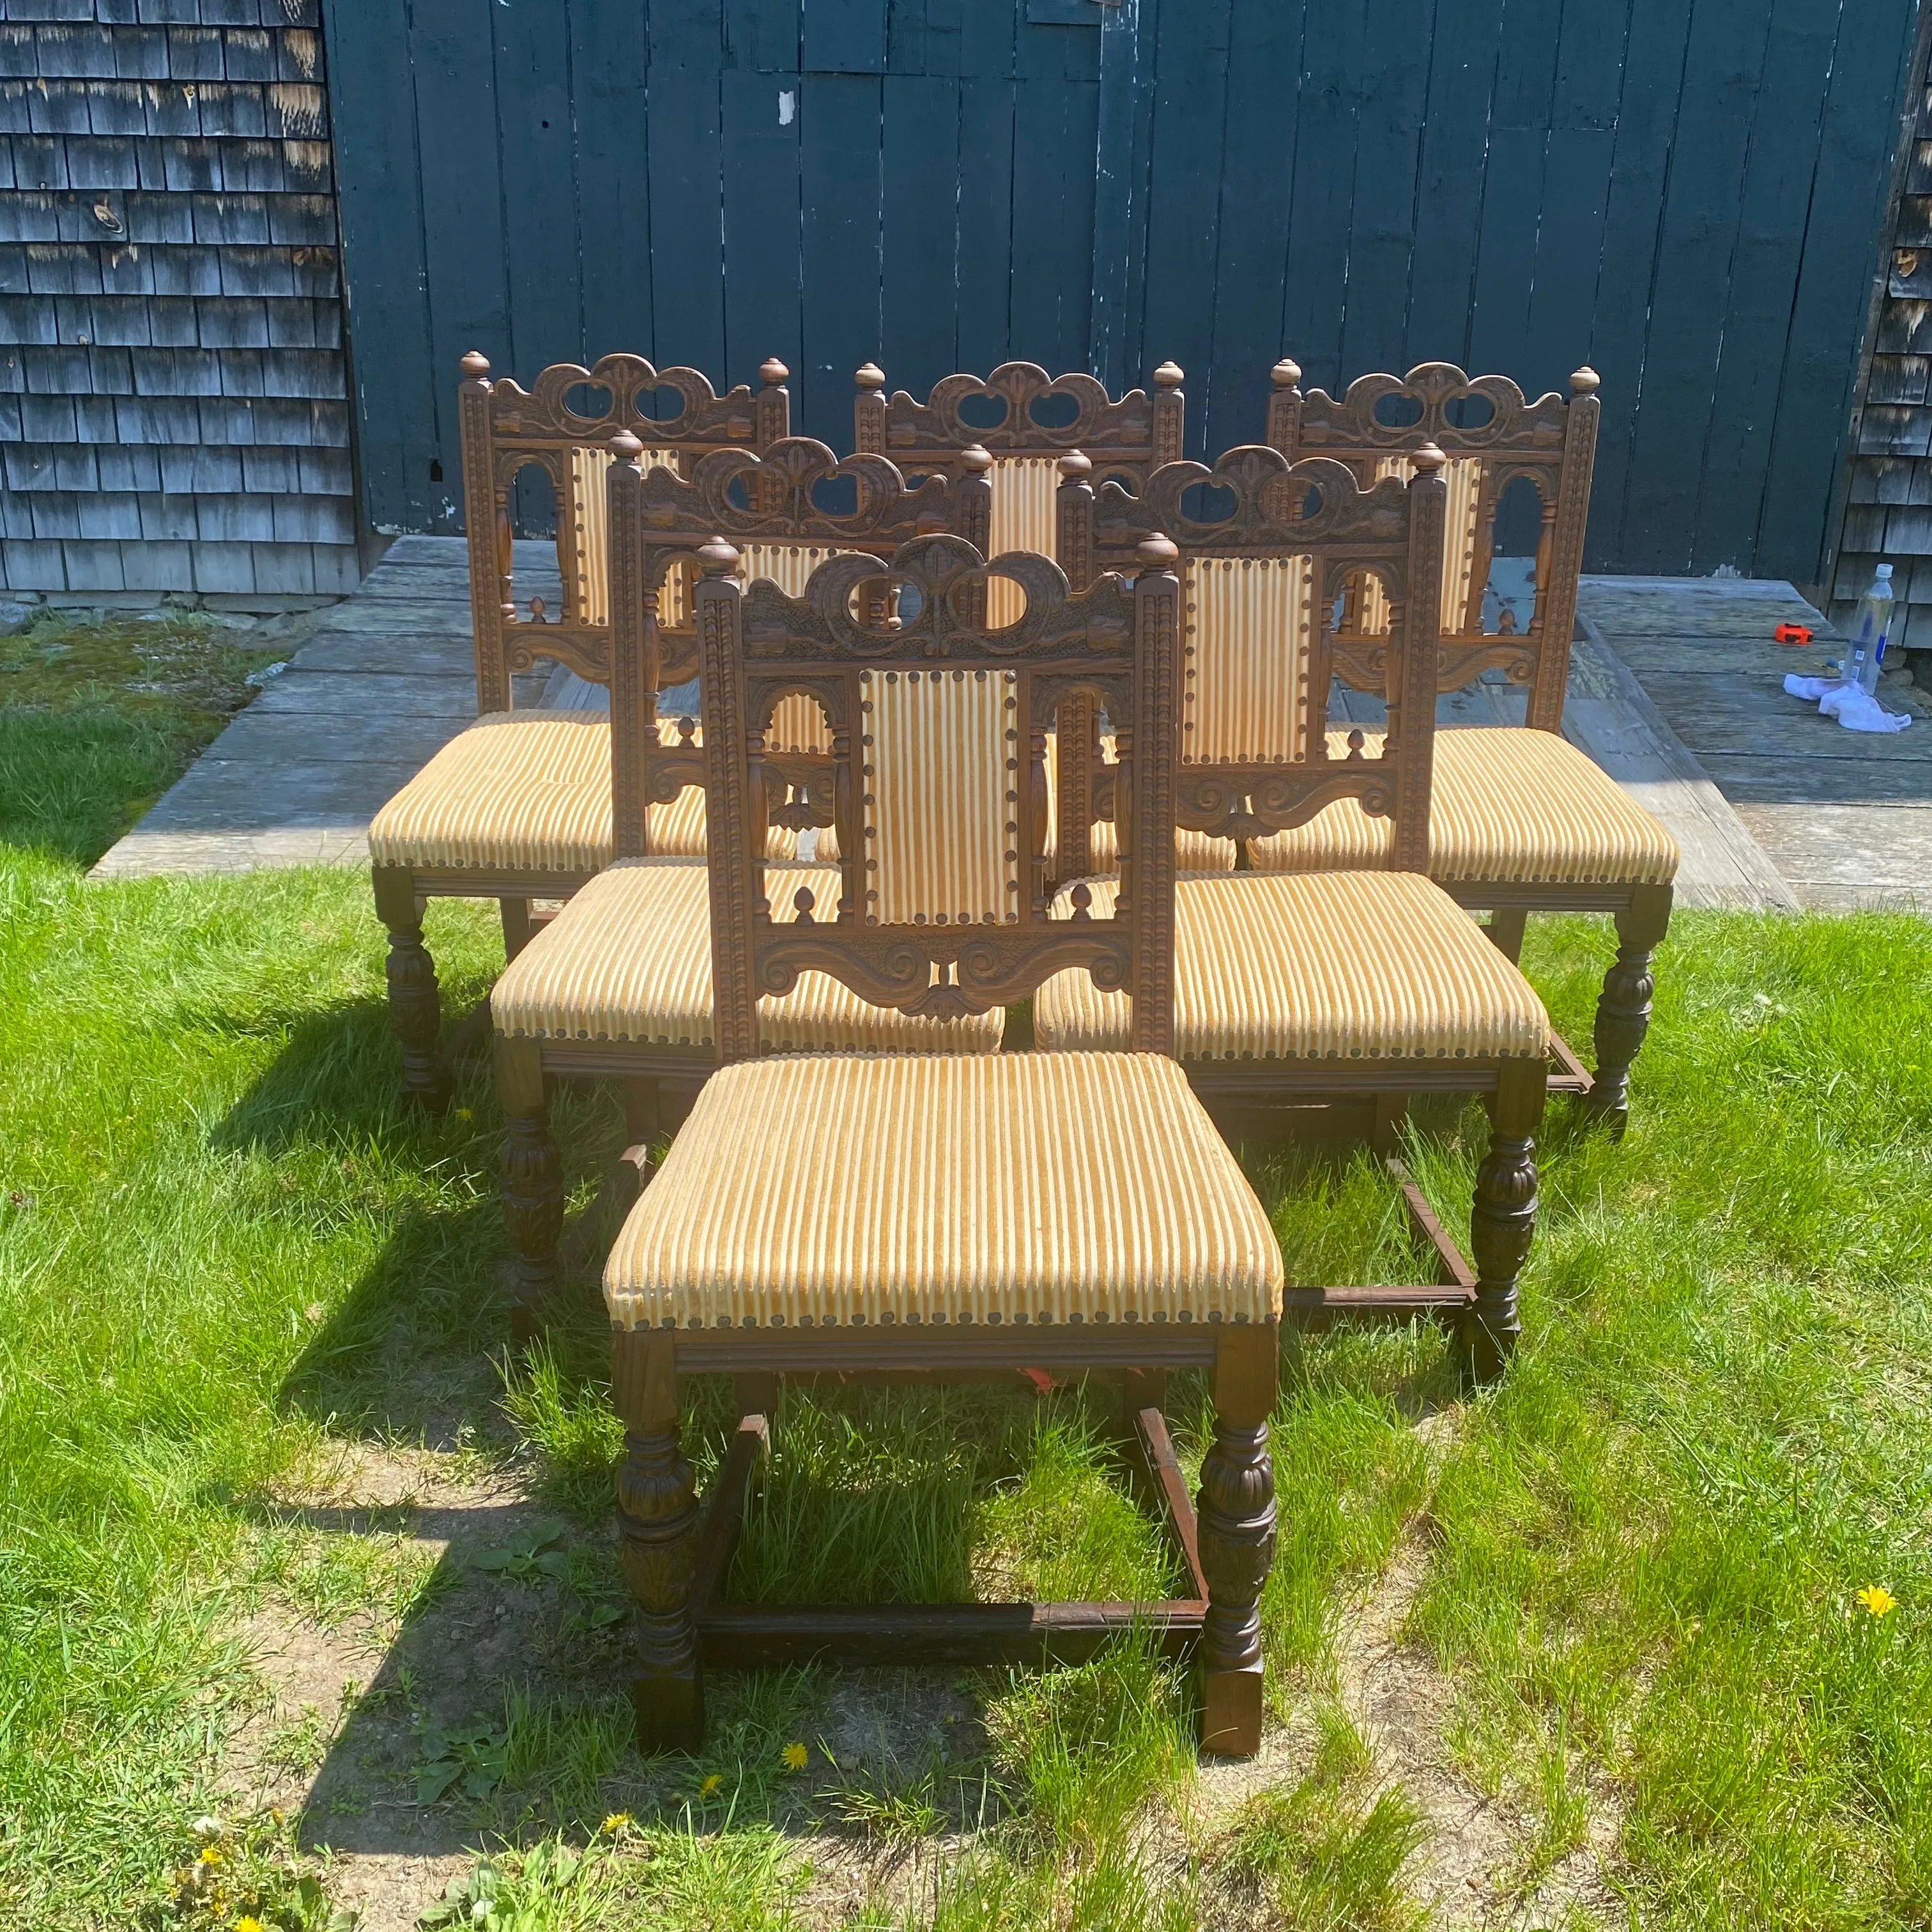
[601,1811,634,1834]
[698,1774,723,1798]
[236,1917,267,1932]
[197,1846,222,1866]
[455,1107,475,1122]
[1858,1584,1897,1618]
[782,1742,808,1771]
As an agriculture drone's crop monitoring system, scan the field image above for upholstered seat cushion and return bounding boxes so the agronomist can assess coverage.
[602,1051,1284,1330]
[491,857,1002,1054]
[367,711,832,874]
[1248,727,1680,887]
[1035,871,1548,1062]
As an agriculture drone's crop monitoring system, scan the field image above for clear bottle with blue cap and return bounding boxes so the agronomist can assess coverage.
[1843,564,1894,694]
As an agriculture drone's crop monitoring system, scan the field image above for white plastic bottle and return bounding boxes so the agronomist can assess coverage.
[1844,564,1895,694]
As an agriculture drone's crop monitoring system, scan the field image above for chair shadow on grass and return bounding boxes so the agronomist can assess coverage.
[203,985,631,1448]
[243,1379,1016,1863]
[210,994,1528,1866]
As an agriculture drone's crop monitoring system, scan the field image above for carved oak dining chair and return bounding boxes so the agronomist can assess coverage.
[1262,360,1676,1132]
[1049,445,1549,1381]
[487,440,993,1338]
[854,360,1202,877]
[367,351,789,1109]
[602,528,1285,1761]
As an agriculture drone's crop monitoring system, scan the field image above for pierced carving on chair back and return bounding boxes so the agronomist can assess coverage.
[693,533,1179,1061]
[456,351,790,716]
[855,361,1185,477]
[1266,360,1600,732]
[1059,445,1446,871]
[607,440,992,859]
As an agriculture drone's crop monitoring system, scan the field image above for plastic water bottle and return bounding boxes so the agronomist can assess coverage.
[1844,564,1894,694]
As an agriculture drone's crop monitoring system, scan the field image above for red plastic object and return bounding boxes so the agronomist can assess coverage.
[1774,622,1814,645]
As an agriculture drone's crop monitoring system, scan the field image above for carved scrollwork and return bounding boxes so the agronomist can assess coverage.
[1299,362,1567,455]
[739,534,1133,665]
[1176,765,1394,840]
[502,626,611,684]
[753,925,1133,1019]
[1437,639,1537,688]
[489,353,763,446]
[1093,448,1409,555]
[885,362,1158,456]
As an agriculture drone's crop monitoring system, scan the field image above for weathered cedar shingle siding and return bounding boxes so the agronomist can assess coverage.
[0,0,353,597]
[1837,24,1932,641]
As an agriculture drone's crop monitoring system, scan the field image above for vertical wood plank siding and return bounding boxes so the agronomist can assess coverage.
[314,0,1915,585]
[0,0,356,596]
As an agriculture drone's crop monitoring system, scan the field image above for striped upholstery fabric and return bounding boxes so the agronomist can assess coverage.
[370,712,614,874]
[1354,455,1485,637]
[987,456,1059,627]
[868,666,1019,924]
[603,1051,1284,1330]
[367,712,823,873]
[1248,726,1680,886]
[566,445,681,628]
[1034,871,1548,1062]
[1184,555,1316,763]
[491,858,1003,1054]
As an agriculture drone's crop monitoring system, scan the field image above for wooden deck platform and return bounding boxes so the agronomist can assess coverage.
[90,537,1896,917]
[1577,576,1932,912]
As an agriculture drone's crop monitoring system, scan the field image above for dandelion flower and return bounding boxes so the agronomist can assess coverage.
[699,1774,723,1798]
[236,1917,267,1932]
[601,1811,633,1834]
[197,1846,222,1866]
[782,1742,809,1771]
[1859,1584,1897,1617]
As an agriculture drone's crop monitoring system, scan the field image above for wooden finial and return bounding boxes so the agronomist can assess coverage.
[697,535,741,574]
[460,349,490,377]
[1057,450,1092,480]
[1569,365,1600,397]
[1271,358,1301,388]
[1137,533,1179,567]
[759,357,789,385]
[1153,361,1184,388]
[961,443,994,473]
[610,429,643,460]
[854,361,885,390]
[1411,441,1446,477]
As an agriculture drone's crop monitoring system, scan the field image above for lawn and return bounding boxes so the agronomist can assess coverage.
[2,656,1929,1929]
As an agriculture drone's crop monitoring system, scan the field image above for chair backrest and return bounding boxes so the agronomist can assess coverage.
[1264,360,1598,733]
[853,361,1186,627]
[689,530,1181,1064]
[1056,443,1448,877]
[605,436,990,859]
[455,350,790,714]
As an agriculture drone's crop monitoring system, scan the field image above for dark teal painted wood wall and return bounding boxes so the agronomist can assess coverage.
[321,0,1920,583]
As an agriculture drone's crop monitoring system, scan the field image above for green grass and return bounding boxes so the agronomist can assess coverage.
[4,678,1932,1926]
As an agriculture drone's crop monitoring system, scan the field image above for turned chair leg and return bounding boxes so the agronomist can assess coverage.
[1485,905,1529,964]
[1583,882,1672,1137]
[1459,1057,1544,1386]
[1197,1324,1279,1756]
[500,895,535,963]
[373,865,450,1112]
[613,1330,703,1752]
[496,1036,564,1342]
